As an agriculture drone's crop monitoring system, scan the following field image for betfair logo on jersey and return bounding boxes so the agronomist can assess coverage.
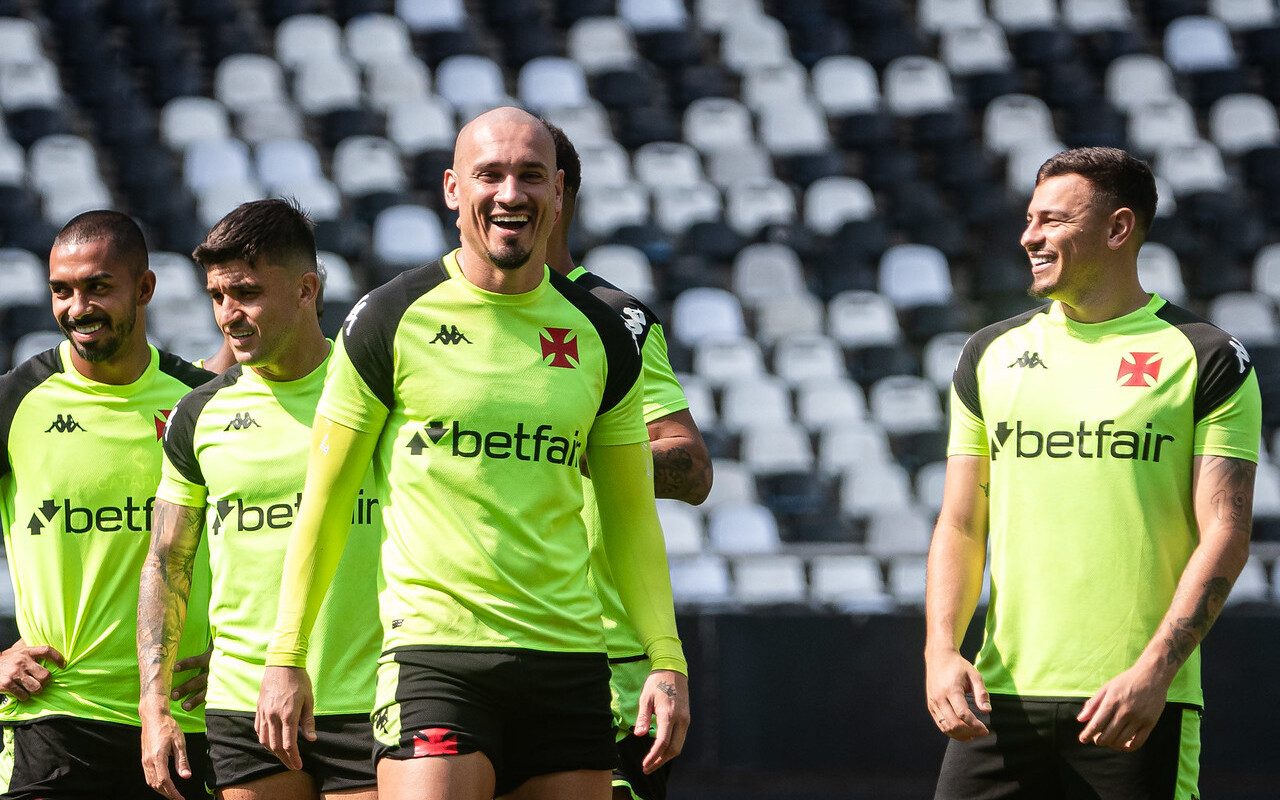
[430,324,472,344]
[45,414,87,433]
[540,327,579,368]
[224,412,261,431]
[1117,352,1162,387]
[25,496,155,535]
[209,489,379,535]
[1007,351,1047,369]
[405,420,583,466]
[989,419,1175,462]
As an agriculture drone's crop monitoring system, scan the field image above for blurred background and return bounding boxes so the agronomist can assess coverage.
[0,0,1279,796]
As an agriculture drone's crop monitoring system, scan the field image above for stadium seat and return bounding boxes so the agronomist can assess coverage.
[580,244,656,302]
[656,500,705,557]
[160,97,232,151]
[865,507,934,558]
[839,461,914,519]
[344,13,413,67]
[796,378,868,432]
[702,459,759,510]
[1137,242,1188,304]
[810,554,893,613]
[385,96,455,156]
[434,55,514,114]
[704,143,776,188]
[741,60,810,113]
[652,182,723,235]
[517,57,591,112]
[331,135,407,197]
[291,54,363,116]
[671,287,748,347]
[1209,93,1280,156]
[576,140,633,190]
[883,56,956,116]
[683,97,756,154]
[720,374,793,432]
[632,141,705,189]
[887,556,928,606]
[0,248,45,310]
[370,204,446,276]
[1165,15,1239,73]
[668,554,733,605]
[540,101,616,148]
[1253,244,1280,302]
[707,501,783,554]
[827,290,902,349]
[983,94,1056,155]
[739,423,815,475]
[772,332,846,386]
[915,460,948,513]
[732,554,807,605]
[576,183,650,238]
[922,331,971,390]
[1156,140,1231,196]
[1105,54,1179,114]
[274,14,344,70]
[755,293,825,346]
[566,17,639,75]
[878,244,953,309]
[939,22,1015,77]
[724,178,797,236]
[395,0,468,33]
[1209,0,1277,30]
[214,55,289,116]
[618,0,689,31]
[1061,0,1135,32]
[366,56,432,112]
[869,375,945,435]
[719,13,792,73]
[235,100,306,144]
[991,0,1060,31]
[0,17,44,66]
[691,336,764,386]
[731,243,808,309]
[804,176,876,236]
[1208,291,1280,345]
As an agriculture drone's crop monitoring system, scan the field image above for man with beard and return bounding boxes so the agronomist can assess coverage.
[255,106,689,800]
[0,210,214,798]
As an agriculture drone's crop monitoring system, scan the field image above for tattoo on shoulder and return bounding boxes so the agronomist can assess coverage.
[657,679,677,698]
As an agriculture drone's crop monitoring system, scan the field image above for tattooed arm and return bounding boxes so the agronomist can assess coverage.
[137,499,206,800]
[924,455,993,741]
[647,409,713,505]
[1077,455,1255,752]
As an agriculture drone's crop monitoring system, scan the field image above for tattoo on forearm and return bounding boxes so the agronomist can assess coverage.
[657,680,676,698]
[979,482,990,498]
[138,503,203,697]
[653,445,708,502]
[1163,577,1232,667]
[1207,456,1254,526]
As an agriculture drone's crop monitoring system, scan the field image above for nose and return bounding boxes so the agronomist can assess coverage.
[494,173,521,205]
[67,288,94,319]
[1020,219,1042,250]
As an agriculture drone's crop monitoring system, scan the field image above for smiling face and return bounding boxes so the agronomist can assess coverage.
[49,239,153,365]
[444,109,562,275]
[206,259,319,379]
[1020,173,1119,304]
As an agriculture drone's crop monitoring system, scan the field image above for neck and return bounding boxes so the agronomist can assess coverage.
[250,323,331,382]
[1057,282,1151,324]
[69,333,151,386]
[457,247,545,294]
[546,237,575,277]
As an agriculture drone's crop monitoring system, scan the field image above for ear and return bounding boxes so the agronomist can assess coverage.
[1107,207,1137,250]
[299,270,321,308]
[136,269,156,307]
[443,169,460,211]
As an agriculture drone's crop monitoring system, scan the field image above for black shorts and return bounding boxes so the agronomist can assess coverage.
[612,731,670,800]
[0,716,212,800]
[206,710,376,792]
[373,647,616,796]
[934,694,1202,800]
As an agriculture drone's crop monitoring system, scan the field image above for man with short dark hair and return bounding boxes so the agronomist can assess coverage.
[0,210,214,798]
[543,120,710,800]
[925,147,1261,799]
[138,199,381,800]
[256,106,689,800]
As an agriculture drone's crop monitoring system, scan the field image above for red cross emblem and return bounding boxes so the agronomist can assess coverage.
[540,327,579,368]
[1117,352,1162,387]
[154,409,172,440]
[413,727,459,757]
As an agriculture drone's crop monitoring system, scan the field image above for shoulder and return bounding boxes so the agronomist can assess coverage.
[960,304,1052,366]
[157,350,216,390]
[343,260,451,342]
[569,269,662,346]
[1153,301,1256,420]
[0,347,63,402]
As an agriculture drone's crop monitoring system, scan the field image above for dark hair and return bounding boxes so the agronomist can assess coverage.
[54,210,149,277]
[193,198,317,273]
[1036,147,1158,241]
[542,119,581,198]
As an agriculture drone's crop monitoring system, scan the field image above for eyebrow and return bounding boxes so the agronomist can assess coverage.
[49,271,116,286]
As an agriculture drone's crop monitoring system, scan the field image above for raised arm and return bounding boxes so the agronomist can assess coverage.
[1078,454,1255,751]
[137,499,206,800]
[924,454,992,741]
[647,409,712,505]
[256,414,377,769]
[590,439,690,774]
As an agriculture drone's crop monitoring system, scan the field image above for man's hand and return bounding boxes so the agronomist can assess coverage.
[170,646,211,712]
[140,696,193,800]
[1077,662,1169,752]
[926,648,991,741]
[255,665,316,770]
[634,669,690,774]
[0,643,65,701]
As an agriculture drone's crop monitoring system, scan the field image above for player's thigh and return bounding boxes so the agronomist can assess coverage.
[934,695,1062,800]
[377,749,494,800]
[217,769,317,800]
[323,788,378,800]
[207,710,298,792]
[611,731,670,800]
[500,768,611,800]
[1059,704,1200,800]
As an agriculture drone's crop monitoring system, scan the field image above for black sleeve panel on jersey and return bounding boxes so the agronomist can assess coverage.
[342,260,450,411]
[549,269,643,416]
[1155,302,1256,423]
[951,305,1051,420]
[163,366,243,487]
[570,270,659,351]
[157,351,215,389]
[0,348,62,480]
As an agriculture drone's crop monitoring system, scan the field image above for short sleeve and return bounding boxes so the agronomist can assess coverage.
[638,322,690,424]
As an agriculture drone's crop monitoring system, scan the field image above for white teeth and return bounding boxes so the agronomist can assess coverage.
[492,214,529,223]
[74,323,102,334]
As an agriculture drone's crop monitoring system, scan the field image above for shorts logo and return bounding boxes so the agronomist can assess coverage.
[540,327,579,368]
[1117,352,1161,387]
[430,324,472,345]
[45,414,86,433]
[414,728,459,757]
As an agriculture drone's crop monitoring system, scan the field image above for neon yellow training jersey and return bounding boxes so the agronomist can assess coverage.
[318,250,648,656]
[567,266,689,727]
[157,351,381,714]
[949,295,1261,705]
[0,342,212,730]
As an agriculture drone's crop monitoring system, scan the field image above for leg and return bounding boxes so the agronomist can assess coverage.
[609,731,670,800]
[218,770,317,800]
[376,751,495,800]
[323,789,379,800]
[1058,703,1198,800]
[501,769,611,800]
[934,696,1061,800]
